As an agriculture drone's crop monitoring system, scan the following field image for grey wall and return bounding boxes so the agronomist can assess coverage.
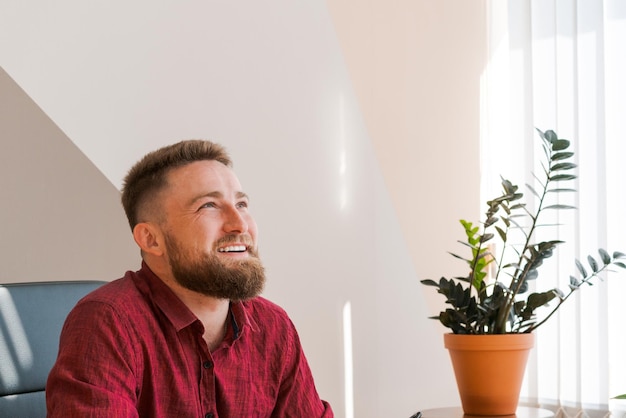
[0,67,137,283]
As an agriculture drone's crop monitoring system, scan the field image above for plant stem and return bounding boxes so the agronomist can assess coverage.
[494,156,552,333]
[525,265,611,333]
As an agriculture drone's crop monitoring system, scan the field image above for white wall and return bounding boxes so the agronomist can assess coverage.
[0,1,485,416]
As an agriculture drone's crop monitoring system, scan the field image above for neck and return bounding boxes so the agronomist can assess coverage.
[176,284,231,351]
[149,261,231,351]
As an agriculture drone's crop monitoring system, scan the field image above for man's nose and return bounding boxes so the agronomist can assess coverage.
[223,206,248,233]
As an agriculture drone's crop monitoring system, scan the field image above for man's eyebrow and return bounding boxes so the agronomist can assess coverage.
[188,191,249,206]
[236,191,249,200]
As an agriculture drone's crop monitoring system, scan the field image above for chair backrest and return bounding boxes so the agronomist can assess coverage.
[0,281,106,418]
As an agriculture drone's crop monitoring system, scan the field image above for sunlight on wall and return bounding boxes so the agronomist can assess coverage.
[0,288,33,388]
[343,300,354,418]
[338,94,349,212]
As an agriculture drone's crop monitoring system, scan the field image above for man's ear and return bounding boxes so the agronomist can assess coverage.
[132,222,165,257]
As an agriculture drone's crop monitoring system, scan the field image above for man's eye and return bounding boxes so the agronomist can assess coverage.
[200,202,217,209]
[236,201,248,209]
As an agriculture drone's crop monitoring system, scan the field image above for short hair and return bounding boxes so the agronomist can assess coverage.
[121,140,232,230]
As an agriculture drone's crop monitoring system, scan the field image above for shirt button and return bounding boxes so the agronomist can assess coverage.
[205,413,214,418]
[203,361,213,369]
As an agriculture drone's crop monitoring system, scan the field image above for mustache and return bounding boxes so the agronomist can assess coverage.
[214,234,255,248]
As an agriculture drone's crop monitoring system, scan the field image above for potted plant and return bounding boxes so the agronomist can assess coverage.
[421,129,626,415]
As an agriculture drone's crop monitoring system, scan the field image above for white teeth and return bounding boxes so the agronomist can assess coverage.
[218,245,247,253]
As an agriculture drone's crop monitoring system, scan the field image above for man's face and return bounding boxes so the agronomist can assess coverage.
[158,160,265,300]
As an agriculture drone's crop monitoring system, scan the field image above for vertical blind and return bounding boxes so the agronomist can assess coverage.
[482,0,626,415]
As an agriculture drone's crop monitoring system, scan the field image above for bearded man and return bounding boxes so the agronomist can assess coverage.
[47,140,333,417]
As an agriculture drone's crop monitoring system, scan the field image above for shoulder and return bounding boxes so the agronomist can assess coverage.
[241,296,291,323]
[235,296,300,338]
[58,274,145,357]
[59,271,155,363]
[78,270,143,307]
[66,271,148,329]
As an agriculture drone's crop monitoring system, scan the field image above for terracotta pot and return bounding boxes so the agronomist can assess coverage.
[444,333,535,416]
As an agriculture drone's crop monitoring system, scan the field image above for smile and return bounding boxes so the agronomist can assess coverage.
[217,245,247,253]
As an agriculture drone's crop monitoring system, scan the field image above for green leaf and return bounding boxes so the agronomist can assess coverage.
[480,233,494,243]
[501,179,518,194]
[552,138,571,151]
[518,290,559,322]
[536,128,546,139]
[527,291,558,309]
[544,204,576,210]
[550,174,577,181]
[551,151,574,161]
[546,188,577,193]
[588,255,599,272]
[476,252,492,261]
[495,226,507,241]
[599,248,611,265]
[575,259,587,277]
[448,252,470,262]
[551,162,577,171]
[544,129,557,142]
[525,269,538,281]
[457,241,477,250]
[484,216,498,227]
[421,279,440,287]
[569,275,582,289]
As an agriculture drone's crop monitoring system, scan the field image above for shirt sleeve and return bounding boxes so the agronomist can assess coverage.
[46,300,140,418]
[270,319,334,418]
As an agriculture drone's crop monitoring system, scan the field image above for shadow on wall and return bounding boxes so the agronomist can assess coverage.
[0,67,137,284]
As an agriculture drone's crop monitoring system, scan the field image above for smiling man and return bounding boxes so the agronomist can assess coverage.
[47,140,333,417]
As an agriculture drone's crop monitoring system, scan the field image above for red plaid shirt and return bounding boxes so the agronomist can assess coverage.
[47,263,333,417]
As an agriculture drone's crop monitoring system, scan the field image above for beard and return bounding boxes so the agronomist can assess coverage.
[164,232,266,301]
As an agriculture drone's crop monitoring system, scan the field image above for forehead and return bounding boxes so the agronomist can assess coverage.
[165,160,243,199]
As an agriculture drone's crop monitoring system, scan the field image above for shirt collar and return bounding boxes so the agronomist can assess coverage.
[134,262,199,332]
[230,299,259,337]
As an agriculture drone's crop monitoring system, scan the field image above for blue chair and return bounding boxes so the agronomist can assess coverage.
[0,281,105,418]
